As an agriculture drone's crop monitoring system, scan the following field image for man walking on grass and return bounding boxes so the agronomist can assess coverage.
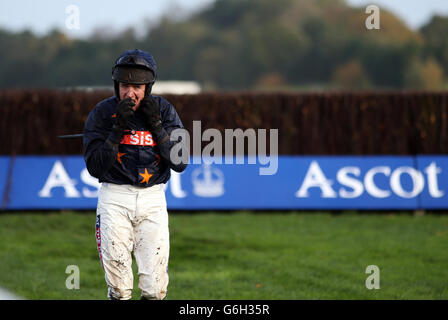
[83,49,187,300]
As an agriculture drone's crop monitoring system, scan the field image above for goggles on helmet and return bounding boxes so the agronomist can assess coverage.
[112,54,155,85]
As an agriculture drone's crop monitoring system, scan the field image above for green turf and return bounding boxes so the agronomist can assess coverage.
[0,211,447,299]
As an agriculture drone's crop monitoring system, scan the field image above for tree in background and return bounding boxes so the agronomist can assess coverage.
[0,0,446,90]
[421,15,448,72]
[404,58,444,90]
[420,15,448,88]
[331,60,371,89]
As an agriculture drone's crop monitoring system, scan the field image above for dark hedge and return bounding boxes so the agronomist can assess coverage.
[0,90,447,155]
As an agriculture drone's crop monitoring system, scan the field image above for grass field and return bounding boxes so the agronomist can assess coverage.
[0,211,447,300]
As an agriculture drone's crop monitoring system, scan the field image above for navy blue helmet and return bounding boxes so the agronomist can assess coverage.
[112,49,157,98]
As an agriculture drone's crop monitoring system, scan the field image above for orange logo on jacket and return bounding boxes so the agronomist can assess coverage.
[120,131,157,146]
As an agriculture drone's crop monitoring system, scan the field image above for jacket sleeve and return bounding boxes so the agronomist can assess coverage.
[151,98,188,173]
[83,105,122,179]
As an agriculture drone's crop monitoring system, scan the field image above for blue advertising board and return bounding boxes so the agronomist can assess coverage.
[0,157,11,209]
[416,155,448,209]
[0,155,447,210]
